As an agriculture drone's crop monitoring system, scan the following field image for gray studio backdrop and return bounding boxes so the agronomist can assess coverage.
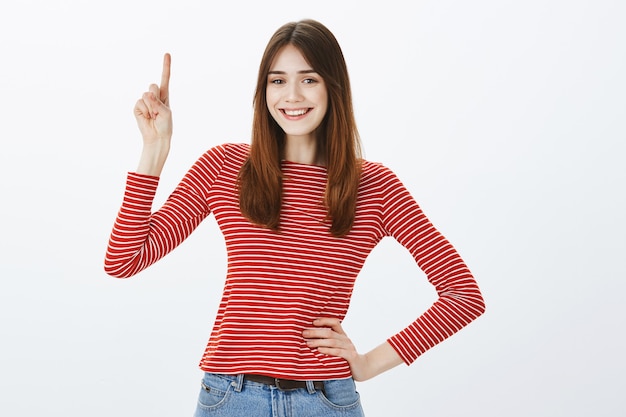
[1,0,624,416]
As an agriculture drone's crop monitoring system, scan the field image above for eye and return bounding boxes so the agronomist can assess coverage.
[303,78,317,84]
[270,78,284,85]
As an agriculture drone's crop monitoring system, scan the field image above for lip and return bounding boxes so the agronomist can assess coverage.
[280,108,312,120]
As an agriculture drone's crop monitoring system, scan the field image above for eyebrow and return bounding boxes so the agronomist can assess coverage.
[267,69,318,75]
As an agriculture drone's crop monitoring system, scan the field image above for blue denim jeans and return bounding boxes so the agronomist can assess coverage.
[193,373,365,417]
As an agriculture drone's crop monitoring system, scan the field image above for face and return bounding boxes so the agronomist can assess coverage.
[266,44,328,142]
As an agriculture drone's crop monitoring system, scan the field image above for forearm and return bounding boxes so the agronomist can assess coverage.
[104,173,160,277]
[351,341,404,382]
[104,170,209,278]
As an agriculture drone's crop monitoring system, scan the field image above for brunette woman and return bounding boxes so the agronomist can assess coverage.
[105,19,485,417]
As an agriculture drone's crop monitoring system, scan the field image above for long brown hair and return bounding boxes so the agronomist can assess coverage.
[238,19,362,237]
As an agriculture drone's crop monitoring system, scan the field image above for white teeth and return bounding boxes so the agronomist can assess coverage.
[284,109,308,116]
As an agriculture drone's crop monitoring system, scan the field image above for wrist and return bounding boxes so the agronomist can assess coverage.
[352,342,404,382]
[349,353,373,382]
[137,141,170,177]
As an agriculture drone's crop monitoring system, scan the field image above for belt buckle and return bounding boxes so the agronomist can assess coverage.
[274,378,292,391]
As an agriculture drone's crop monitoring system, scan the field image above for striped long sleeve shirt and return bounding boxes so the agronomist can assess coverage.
[104,143,485,380]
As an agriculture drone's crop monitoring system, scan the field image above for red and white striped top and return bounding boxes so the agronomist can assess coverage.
[104,143,485,380]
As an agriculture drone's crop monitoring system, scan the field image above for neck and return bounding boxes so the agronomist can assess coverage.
[283,136,324,165]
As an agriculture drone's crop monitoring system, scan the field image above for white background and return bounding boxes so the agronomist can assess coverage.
[1,0,624,416]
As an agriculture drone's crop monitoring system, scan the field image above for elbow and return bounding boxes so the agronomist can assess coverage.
[103,249,145,279]
[457,284,486,322]
[103,261,137,279]
[476,296,486,319]
[472,288,487,319]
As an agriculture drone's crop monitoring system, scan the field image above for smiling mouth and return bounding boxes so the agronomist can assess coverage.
[281,108,311,117]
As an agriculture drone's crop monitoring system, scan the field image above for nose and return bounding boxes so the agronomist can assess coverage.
[285,82,304,102]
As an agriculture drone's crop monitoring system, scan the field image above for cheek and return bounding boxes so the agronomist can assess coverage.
[266,101,279,121]
[266,90,279,110]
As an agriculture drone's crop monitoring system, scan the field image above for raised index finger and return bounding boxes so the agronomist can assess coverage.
[160,53,171,104]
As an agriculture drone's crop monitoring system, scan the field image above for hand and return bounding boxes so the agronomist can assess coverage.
[134,53,172,145]
[303,318,371,381]
[303,318,405,381]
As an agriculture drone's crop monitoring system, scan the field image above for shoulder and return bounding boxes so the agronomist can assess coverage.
[200,142,250,165]
[359,158,414,200]
[205,142,250,158]
[222,142,251,157]
[360,159,398,185]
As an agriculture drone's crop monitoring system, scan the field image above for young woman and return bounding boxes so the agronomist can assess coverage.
[105,19,485,417]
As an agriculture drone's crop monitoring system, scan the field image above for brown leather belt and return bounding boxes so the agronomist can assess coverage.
[244,374,325,392]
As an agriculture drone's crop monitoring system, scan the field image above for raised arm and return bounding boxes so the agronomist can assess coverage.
[104,55,217,278]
